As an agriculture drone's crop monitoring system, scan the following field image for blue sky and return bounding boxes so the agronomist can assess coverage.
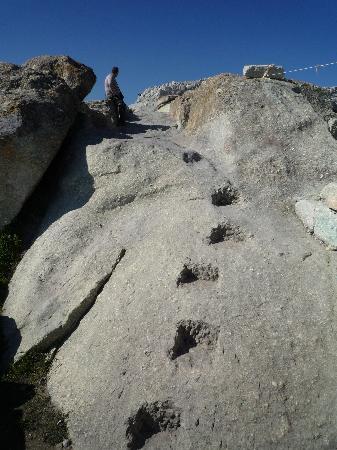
[1,0,337,104]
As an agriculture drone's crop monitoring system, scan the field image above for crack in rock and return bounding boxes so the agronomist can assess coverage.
[36,249,126,351]
[168,319,220,360]
[126,400,181,449]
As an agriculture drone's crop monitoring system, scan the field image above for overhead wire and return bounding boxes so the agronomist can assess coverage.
[285,60,337,74]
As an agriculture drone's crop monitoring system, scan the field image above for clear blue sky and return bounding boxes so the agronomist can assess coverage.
[1,0,337,104]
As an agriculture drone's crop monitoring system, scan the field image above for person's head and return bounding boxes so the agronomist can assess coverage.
[112,66,119,77]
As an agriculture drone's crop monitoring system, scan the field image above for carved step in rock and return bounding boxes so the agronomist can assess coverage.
[211,182,239,206]
[207,221,244,244]
[177,263,219,286]
[183,151,202,164]
[168,319,219,360]
[126,401,181,449]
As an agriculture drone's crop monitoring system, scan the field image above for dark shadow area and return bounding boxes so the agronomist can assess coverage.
[112,121,170,139]
[0,381,33,450]
[176,265,199,285]
[0,284,9,308]
[10,113,96,248]
[169,322,198,359]
[0,316,22,376]
[211,182,239,207]
[0,317,27,450]
[183,151,202,164]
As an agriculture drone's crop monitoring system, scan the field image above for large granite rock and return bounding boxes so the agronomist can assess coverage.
[24,55,96,100]
[243,64,285,80]
[2,74,337,448]
[0,56,95,228]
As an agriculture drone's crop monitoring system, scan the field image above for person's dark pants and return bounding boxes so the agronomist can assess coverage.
[107,95,126,125]
[117,100,126,125]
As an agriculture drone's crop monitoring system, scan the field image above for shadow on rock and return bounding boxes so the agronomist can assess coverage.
[10,110,170,247]
[11,115,97,247]
[117,121,171,136]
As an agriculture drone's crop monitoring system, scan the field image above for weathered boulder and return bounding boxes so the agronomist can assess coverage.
[23,55,96,100]
[243,64,285,80]
[2,74,337,449]
[0,56,95,228]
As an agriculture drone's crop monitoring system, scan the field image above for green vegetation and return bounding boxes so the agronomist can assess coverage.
[0,228,21,286]
[0,230,68,447]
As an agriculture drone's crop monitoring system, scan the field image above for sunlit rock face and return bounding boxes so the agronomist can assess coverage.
[2,72,337,449]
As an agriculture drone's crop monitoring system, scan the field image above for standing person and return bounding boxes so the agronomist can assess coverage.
[104,66,126,125]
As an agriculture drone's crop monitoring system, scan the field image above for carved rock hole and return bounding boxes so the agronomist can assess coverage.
[169,320,219,360]
[208,222,244,244]
[211,183,238,206]
[292,86,301,94]
[177,263,218,286]
[183,151,202,163]
[126,401,181,449]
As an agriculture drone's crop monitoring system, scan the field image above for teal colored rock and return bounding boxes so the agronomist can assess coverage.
[315,207,337,250]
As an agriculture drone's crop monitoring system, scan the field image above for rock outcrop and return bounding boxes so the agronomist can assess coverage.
[2,73,337,449]
[132,79,203,112]
[23,55,96,100]
[0,56,95,228]
[243,64,285,80]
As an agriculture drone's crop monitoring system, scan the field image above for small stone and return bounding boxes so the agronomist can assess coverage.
[271,381,278,387]
[62,439,71,448]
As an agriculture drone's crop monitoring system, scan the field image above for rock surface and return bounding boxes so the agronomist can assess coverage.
[23,55,96,100]
[2,74,337,449]
[0,56,95,228]
[243,64,285,79]
[295,184,337,250]
[321,182,337,211]
[132,80,203,112]
[328,117,337,139]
